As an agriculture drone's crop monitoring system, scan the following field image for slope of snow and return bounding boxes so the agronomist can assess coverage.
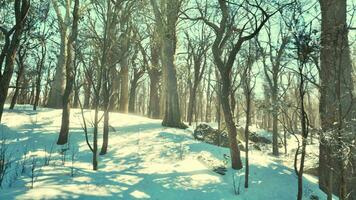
[0,105,330,199]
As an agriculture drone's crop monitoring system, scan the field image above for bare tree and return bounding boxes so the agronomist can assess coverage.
[258,22,289,156]
[185,25,210,126]
[150,0,186,128]
[319,0,356,199]
[147,29,162,119]
[57,0,80,145]
[241,41,258,188]
[0,0,30,122]
[183,0,287,169]
[129,45,145,113]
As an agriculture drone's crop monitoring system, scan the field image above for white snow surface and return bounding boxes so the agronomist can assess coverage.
[0,105,330,200]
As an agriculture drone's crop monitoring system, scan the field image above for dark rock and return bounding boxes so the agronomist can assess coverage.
[193,124,229,147]
[249,132,272,144]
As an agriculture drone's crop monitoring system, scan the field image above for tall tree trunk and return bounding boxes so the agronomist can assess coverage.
[318,1,356,199]
[129,79,138,113]
[34,44,46,111]
[187,86,197,125]
[119,62,129,113]
[0,0,30,122]
[161,35,185,128]
[148,69,160,118]
[100,78,109,155]
[244,87,251,188]
[57,0,80,145]
[73,86,80,108]
[10,56,25,110]
[150,0,185,128]
[220,76,243,170]
[148,30,161,118]
[205,66,212,122]
[271,88,279,156]
[47,0,71,108]
[108,69,119,111]
[47,30,67,108]
[42,65,52,106]
[83,77,91,109]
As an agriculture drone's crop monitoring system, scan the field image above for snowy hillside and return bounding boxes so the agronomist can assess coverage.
[0,105,329,200]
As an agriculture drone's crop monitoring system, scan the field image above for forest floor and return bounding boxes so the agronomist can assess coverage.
[0,105,330,200]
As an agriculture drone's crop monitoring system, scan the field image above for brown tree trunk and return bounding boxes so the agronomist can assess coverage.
[108,69,119,111]
[271,89,279,156]
[244,82,251,188]
[150,0,186,128]
[119,62,129,113]
[129,79,139,113]
[83,77,91,109]
[47,29,67,108]
[187,86,197,125]
[220,76,243,170]
[319,1,356,199]
[34,44,46,111]
[161,38,185,128]
[148,69,160,118]
[100,77,109,155]
[10,55,25,110]
[57,0,80,145]
[0,0,30,122]
[205,66,212,122]
[47,0,71,109]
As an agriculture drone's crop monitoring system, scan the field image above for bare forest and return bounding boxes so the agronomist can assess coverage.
[0,0,355,199]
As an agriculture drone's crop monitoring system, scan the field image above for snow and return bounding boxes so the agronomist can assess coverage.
[0,105,331,199]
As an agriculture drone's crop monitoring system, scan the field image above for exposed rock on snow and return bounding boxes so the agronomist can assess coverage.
[249,132,272,144]
[193,124,229,147]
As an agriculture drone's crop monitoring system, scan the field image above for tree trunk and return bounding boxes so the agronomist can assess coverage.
[220,76,243,170]
[0,0,29,122]
[83,78,91,109]
[150,0,185,128]
[57,0,80,145]
[129,79,138,113]
[73,86,80,108]
[119,62,129,113]
[319,1,356,199]
[187,85,197,125]
[244,87,251,188]
[10,58,25,110]
[161,36,185,128]
[148,69,160,118]
[108,69,119,111]
[47,30,67,108]
[272,89,279,156]
[205,66,212,122]
[100,78,109,155]
[34,45,46,111]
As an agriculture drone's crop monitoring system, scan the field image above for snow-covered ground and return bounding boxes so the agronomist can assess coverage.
[0,105,330,199]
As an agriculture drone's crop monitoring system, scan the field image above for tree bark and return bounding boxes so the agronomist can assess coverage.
[119,62,129,113]
[10,52,26,110]
[0,0,30,122]
[148,68,161,118]
[220,76,243,170]
[318,1,356,199]
[33,43,46,111]
[47,0,71,108]
[57,0,80,145]
[150,0,186,128]
[129,79,138,113]
[47,26,67,108]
